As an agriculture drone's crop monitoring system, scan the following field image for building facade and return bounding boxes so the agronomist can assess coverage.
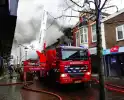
[102,9,124,77]
[72,12,108,55]
[102,8,124,49]
[72,12,109,73]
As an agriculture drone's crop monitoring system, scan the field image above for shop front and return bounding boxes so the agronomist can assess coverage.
[88,47,98,73]
[103,46,124,78]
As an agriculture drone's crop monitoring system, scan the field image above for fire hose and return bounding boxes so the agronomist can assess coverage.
[0,78,124,100]
[92,78,124,93]
[0,81,62,100]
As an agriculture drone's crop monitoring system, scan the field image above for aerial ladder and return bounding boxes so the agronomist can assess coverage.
[23,10,48,84]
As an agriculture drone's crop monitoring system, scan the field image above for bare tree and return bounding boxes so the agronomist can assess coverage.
[62,0,112,100]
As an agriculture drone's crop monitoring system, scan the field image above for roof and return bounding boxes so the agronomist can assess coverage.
[72,10,110,29]
[80,9,110,17]
[102,8,124,22]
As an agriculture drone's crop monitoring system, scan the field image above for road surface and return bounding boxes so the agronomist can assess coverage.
[0,76,124,100]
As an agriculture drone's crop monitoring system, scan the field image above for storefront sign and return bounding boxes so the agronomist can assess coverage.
[110,46,119,53]
[118,47,124,53]
[103,49,110,55]
[103,46,124,55]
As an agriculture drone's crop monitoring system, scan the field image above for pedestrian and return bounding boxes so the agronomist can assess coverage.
[8,64,13,79]
[34,71,38,80]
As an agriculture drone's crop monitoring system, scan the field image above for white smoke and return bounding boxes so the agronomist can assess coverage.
[11,0,80,61]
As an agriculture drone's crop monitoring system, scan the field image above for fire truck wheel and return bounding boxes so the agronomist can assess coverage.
[48,69,56,83]
[36,71,40,79]
[19,72,24,81]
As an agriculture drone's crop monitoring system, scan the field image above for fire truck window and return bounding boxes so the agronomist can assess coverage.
[80,50,88,56]
[62,49,88,60]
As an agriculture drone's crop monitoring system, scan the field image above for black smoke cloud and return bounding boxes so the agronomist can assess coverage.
[45,15,64,46]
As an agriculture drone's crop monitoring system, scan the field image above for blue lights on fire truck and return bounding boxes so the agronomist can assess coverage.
[80,46,87,49]
[60,44,65,46]
[80,46,84,48]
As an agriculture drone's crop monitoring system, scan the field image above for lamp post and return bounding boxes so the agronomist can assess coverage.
[19,46,22,67]
[17,56,18,67]
[24,47,28,61]
[17,45,22,67]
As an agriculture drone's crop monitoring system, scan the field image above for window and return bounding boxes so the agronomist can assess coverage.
[92,24,97,42]
[76,31,79,46]
[116,25,124,41]
[80,27,88,44]
[62,49,88,60]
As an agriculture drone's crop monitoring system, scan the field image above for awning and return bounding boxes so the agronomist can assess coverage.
[103,46,124,55]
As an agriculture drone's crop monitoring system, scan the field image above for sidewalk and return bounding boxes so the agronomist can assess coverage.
[0,71,19,80]
[105,77,124,87]
[92,74,124,87]
[0,74,8,80]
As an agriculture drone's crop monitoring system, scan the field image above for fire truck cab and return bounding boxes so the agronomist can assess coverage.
[40,46,91,84]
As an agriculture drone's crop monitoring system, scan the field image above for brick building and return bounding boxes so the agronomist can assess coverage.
[102,8,124,49]
[72,12,109,73]
[72,12,109,55]
[101,9,124,77]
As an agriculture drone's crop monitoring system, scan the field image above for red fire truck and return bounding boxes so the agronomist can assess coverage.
[37,46,91,84]
[21,59,42,81]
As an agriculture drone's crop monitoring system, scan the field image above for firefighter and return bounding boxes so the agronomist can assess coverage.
[8,64,13,79]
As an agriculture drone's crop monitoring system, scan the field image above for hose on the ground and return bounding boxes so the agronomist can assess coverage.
[0,77,124,100]
[22,85,62,100]
[0,81,62,100]
[92,78,124,93]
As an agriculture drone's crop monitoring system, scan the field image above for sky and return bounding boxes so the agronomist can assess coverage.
[10,0,124,64]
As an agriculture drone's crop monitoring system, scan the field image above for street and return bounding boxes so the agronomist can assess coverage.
[1,0,124,100]
[0,75,124,100]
